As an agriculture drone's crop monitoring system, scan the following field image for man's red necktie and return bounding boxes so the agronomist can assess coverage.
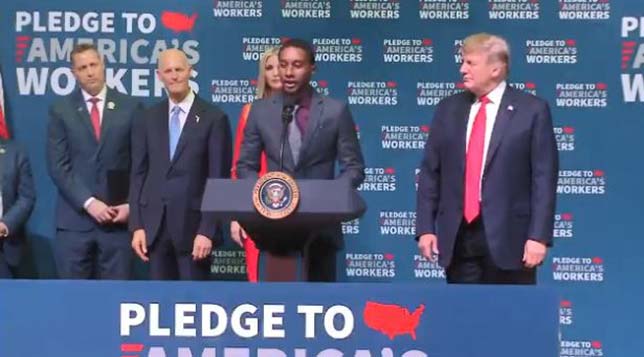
[464,95,490,223]
[88,97,101,140]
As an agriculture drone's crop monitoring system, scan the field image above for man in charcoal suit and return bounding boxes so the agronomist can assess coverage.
[236,39,365,282]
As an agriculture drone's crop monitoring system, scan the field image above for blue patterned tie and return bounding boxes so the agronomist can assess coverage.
[169,106,182,159]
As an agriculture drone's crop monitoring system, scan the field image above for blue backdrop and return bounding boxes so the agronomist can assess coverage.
[1,1,643,356]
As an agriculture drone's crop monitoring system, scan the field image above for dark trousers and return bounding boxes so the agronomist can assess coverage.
[258,235,338,282]
[55,227,132,279]
[446,217,536,285]
[148,216,211,281]
[0,246,12,279]
[306,236,337,282]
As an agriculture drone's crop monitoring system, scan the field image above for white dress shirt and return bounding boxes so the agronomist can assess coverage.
[465,81,507,199]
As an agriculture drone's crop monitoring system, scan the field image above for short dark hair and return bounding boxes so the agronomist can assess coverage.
[70,43,100,66]
[279,38,315,65]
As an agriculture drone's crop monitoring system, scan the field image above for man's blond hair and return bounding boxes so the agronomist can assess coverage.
[463,33,510,76]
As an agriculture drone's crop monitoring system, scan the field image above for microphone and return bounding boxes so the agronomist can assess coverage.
[280,96,297,172]
[282,100,296,124]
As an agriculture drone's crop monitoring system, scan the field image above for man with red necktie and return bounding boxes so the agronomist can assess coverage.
[415,33,558,284]
[47,43,143,279]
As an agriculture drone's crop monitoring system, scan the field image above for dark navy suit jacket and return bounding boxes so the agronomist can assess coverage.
[129,94,232,253]
[47,88,142,231]
[0,140,36,267]
[416,86,558,270]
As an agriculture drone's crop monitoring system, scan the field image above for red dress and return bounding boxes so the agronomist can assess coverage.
[231,103,267,282]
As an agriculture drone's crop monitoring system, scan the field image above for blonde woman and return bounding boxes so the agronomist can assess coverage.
[230,47,281,282]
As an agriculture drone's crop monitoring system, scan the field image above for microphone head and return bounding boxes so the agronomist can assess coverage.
[282,97,297,123]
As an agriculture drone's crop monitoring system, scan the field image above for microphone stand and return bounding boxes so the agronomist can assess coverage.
[280,104,295,172]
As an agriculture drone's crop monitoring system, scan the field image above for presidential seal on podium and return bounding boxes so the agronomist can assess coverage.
[253,171,300,219]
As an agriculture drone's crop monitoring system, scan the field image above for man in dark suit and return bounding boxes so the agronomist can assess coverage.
[0,140,36,279]
[47,43,142,279]
[129,49,232,280]
[236,39,365,282]
[416,33,558,284]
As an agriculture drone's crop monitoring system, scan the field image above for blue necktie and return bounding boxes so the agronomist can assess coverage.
[169,106,182,159]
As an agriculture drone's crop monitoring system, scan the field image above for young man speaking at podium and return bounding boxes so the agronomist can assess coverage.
[236,39,365,282]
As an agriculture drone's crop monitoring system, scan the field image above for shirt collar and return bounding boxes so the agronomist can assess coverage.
[287,85,314,109]
[480,81,506,104]
[169,90,195,114]
[81,85,107,103]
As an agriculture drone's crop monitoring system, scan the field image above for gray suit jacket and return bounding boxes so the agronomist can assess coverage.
[236,91,365,248]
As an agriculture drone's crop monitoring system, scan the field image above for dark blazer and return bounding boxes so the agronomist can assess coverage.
[0,140,36,267]
[129,94,232,252]
[416,86,558,270]
[47,88,142,231]
[236,91,365,248]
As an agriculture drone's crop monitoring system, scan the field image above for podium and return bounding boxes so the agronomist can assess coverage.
[202,178,366,281]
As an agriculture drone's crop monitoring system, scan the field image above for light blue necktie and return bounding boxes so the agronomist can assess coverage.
[169,105,182,159]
